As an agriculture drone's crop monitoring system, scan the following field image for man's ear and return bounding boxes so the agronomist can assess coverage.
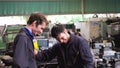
[32,20,37,26]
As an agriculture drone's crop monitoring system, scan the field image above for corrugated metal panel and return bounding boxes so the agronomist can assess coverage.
[0,0,79,1]
[84,0,118,13]
[0,0,120,16]
[0,1,81,16]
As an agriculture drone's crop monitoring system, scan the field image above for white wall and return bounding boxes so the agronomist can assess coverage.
[0,16,26,25]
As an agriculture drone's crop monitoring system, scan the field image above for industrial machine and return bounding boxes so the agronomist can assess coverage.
[0,24,25,68]
[89,17,120,68]
[107,22,120,48]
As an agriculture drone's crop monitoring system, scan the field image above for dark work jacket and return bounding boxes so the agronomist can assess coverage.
[36,33,93,68]
[13,28,37,68]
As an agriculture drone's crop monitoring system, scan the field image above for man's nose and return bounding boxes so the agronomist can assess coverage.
[40,30,43,33]
[60,39,64,43]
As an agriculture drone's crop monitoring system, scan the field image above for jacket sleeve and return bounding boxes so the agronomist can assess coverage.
[36,44,59,62]
[78,37,94,68]
[13,35,29,68]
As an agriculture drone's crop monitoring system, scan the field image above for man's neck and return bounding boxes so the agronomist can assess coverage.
[25,25,32,32]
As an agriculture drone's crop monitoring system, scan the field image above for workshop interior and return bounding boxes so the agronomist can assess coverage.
[0,0,120,68]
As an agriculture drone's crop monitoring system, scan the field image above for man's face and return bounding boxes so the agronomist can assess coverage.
[56,32,69,44]
[32,22,47,35]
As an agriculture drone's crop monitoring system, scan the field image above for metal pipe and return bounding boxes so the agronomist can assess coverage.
[81,0,84,21]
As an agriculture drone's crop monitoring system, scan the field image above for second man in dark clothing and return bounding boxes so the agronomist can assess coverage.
[35,24,94,68]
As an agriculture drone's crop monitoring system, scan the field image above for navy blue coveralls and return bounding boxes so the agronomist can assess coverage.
[13,28,37,68]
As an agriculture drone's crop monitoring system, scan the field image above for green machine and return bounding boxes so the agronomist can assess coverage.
[0,24,25,54]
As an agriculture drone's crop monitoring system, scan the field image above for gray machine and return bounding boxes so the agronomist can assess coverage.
[89,18,120,68]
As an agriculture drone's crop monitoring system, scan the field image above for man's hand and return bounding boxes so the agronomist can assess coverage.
[34,49,38,55]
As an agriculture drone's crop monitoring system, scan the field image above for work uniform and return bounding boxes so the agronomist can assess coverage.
[36,33,93,68]
[13,28,37,68]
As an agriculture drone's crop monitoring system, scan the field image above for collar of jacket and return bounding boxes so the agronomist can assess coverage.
[20,28,34,40]
[23,27,34,39]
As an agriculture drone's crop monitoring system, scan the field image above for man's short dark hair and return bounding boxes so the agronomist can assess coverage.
[27,12,48,26]
[51,24,65,38]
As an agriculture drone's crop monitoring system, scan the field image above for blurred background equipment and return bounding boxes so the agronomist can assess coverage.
[89,17,120,68]
[0,24,25,68]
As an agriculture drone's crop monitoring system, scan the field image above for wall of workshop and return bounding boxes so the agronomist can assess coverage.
[0,0,120,16]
